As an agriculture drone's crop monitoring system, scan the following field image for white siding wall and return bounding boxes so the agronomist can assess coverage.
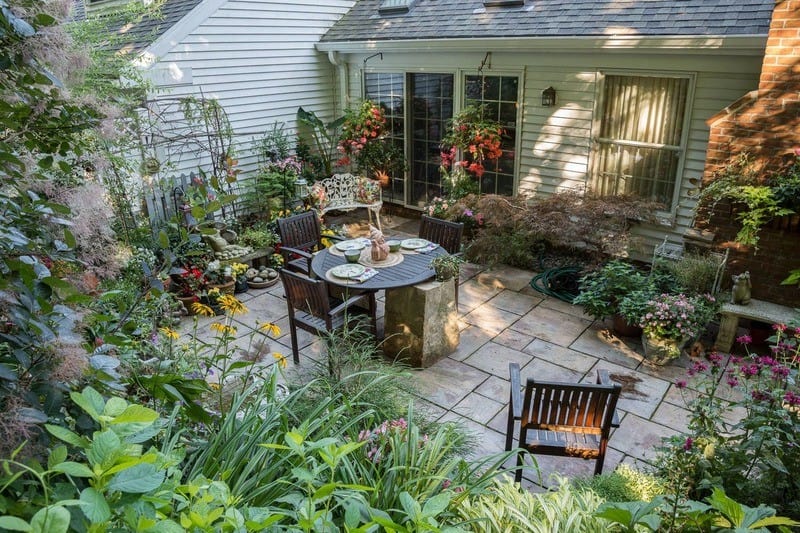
[343,48,762,255]
[144,0,355,179]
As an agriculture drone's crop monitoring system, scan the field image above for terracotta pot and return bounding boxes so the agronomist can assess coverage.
[208,279,235,295]
[176,294,199,315]
[612,314,643,337]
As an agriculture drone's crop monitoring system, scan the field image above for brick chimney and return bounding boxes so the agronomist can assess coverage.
[696,0,800,306]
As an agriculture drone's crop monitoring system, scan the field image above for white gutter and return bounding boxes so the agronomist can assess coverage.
[327,51,350,115]
[316,34,767,56]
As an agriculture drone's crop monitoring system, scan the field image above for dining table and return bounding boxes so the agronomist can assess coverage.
[310,238,447,291]
[310,237,459,367]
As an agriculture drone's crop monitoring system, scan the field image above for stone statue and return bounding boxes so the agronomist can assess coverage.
[731,271,751,305]
[369,224,389,262]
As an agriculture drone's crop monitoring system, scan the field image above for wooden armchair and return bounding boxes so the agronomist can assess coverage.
[419,215,464,306]
[276,210,341,277]
[505,363,621,481]
[279,269,377,363]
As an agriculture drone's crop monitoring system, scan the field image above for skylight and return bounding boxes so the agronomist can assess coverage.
[379,0,416,16]
[483,0,525,7]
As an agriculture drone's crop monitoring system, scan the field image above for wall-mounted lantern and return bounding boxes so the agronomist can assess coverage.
[541,86,556,107]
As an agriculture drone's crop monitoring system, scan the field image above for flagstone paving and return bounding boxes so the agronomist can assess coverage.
[176,213,712,490]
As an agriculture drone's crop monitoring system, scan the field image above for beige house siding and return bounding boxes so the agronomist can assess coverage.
[338,48,762,255]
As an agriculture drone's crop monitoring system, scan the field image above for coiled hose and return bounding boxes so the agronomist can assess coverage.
[529,266,583,303]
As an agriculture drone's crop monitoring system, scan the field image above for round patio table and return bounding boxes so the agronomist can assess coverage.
[310,243,446,290]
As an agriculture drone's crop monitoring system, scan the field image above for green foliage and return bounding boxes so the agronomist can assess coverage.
[576,463,667,503]
[652,252,723,296]
[453,476,609,532]
[695,153,796,248]
[573,260,650,321]
[296,106,345,179]
[657,328,800,519]
[237,222,279,250]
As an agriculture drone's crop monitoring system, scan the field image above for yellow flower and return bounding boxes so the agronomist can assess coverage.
[271,253,284,265]
[230,262,249,276]
[218,294,248,316]
[210,322,237,336]
[272,352,288,369]
[209,382,220,391]
[159,327,179,340]
[207,287,221,298]
[259,322,281,337]
[191,302,215,317]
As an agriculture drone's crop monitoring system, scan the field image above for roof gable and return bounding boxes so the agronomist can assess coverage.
[321,0,774,43]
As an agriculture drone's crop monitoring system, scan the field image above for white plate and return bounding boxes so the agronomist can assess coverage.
[335,240,366,252]
[400,238,429,250]
[330,264,366,279]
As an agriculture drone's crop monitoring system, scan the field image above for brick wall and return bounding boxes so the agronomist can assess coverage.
[695,0,800,306]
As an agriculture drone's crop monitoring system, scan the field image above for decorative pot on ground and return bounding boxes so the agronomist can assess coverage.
[234,277,249,294]
[208,278,235,295]
[641,334,689,365]
[175,294,199,316]
[612,314,643,337]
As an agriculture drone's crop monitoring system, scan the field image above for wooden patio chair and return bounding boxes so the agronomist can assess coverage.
[279,269,377,364]
[276,210,342,277]
[418,215,464,306]
[505,363,621,481]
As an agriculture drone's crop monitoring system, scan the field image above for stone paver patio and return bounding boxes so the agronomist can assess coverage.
[178,213,701,490]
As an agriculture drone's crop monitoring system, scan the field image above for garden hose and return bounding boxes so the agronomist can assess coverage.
[529,266,583,303]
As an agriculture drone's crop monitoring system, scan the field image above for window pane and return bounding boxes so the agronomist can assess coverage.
[461,75,519,196]
[365,72,405,203]
[408,73,454,206]
[593,75,689,210]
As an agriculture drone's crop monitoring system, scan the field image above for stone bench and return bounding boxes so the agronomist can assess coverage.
[310,173,382,230]
[715,298,798,352]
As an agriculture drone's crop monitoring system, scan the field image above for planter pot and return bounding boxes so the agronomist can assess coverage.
[612,314,643,337]
[175,295,199,316]
[641,334,689,365]
[208,279,235,296]
[234,277,249,294]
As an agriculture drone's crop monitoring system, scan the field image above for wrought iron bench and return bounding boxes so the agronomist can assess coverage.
[309,173,382,230]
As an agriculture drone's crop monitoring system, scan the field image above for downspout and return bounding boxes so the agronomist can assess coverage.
[327,51,349,116]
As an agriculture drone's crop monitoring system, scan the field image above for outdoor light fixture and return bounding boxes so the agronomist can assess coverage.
[294,177,308,199]
[541,86,556,107]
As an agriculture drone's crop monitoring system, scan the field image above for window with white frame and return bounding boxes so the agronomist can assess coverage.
[592,74,691,211]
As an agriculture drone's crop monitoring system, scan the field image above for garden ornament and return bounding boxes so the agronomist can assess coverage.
[731,271,752,305]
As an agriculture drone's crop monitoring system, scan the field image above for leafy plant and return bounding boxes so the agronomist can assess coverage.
[575,463,667,503]
[657,327,800,519]
[296,106,345,179]
[694,153,796,248]
[573,260,650,321]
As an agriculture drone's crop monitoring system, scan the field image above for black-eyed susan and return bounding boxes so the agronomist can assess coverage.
[210,322,237,336]
[259,321,281,337]
[218,294,248,316]
[272,352,288,369]
[191,302,215,317]
[158,327,179,340]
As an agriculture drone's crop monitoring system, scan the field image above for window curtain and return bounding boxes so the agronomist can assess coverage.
[594,75,688,209]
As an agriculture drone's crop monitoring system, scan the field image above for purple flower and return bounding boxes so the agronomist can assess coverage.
[726,375,739,387]
[463,208,473,217]
[683,437,693,451]
[736,335,752,345]
[676,379,687,389]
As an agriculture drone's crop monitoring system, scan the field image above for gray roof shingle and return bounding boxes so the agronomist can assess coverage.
[101,0,202,53]
[321,0,774,43]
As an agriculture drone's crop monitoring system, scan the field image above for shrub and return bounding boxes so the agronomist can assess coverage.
[656,326,800,518]
[575,463,667,503]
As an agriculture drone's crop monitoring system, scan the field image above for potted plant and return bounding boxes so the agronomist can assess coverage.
[230,262,249,293]
[616,289,657,338]
[205,260,234,295]
[572,260,650,335]
[430,255,463,282]
[638,293,718,365]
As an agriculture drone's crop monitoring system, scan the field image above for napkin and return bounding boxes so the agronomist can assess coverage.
[351,267,378,283]
[417,242,440,254]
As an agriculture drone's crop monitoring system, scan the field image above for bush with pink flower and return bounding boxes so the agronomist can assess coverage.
[657,324,800,518]
[638,293,718,341]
